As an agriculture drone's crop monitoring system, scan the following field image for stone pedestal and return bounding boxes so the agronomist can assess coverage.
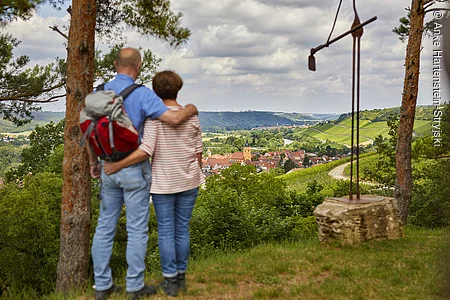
[314,195,402,245]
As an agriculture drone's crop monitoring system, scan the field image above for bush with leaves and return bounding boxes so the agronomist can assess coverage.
[0,144,21,177]
[189,165,327,256]
[409,158,450,228]
[0,173,62,295]
[5,120,64,182]
[366,104,450,228]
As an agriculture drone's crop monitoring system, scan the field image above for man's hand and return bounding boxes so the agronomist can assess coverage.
[185,104,198,115]
[90,164,101,179]
[103,162,122,175]
[158,103,198,125]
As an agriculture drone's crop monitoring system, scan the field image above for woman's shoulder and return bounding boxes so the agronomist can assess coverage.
[167,105,183,111]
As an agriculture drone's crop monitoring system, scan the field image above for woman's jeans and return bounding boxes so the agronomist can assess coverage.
[152,187,199,278]
[92,160,151,292]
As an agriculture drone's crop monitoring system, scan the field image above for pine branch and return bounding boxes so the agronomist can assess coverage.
[0,94,65,103]
[0,81,65,102]
[49,26,68,40]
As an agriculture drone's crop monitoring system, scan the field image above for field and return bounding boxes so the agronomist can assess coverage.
[2,131,34,137]
[29,228,448,300]
[278,158,351,191]
[292,119,431,146]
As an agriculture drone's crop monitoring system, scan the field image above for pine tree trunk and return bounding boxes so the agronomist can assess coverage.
[56,0,96,293]
[395,0,425,224]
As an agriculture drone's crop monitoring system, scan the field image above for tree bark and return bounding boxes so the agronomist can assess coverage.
[56,0,96,293]
[395,0,425,224]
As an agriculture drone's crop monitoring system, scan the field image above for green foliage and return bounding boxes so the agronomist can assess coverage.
[0,173,62,295]
[392,14,410,42]
[351,104,450,228]
[189,165,318,254]
[122,0,190,48]
[2,0,190,126]
[283,159,297,173]
[0,144,21,177]
[409,158,450,228]
[362,114,400,187]
[44,143,64,175]
[5,120,65,181]
[198,111,308,132]
[94,43,162,84]
[0,33,66,125]
[280,157,350,191]
[0,0,45,26]
[0,111,64,133]
[393,8,444,42]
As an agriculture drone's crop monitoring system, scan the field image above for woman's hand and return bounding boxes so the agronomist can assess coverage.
[103,162,122,175]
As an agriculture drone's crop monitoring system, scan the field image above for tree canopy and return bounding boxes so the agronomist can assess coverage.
[0,0,190,125]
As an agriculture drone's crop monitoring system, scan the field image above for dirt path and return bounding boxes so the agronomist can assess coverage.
[328,161,350,180]
[328,161,382,187]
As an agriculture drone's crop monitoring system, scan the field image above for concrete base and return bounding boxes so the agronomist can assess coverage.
[314,195,402,245]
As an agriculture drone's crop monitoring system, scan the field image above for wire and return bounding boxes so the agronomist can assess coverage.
[326,0,343,45]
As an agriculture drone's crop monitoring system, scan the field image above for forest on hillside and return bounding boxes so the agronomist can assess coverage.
[0,106,434,134]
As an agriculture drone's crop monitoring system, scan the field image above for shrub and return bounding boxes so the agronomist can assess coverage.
[189,165,326,256]
[408,159,450,228]
[0,173,62,295]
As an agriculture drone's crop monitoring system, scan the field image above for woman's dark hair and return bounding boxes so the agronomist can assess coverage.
[152,70,183,100]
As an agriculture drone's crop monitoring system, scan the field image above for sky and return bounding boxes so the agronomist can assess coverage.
[3,0,450,114]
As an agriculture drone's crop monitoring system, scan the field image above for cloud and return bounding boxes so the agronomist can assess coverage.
[2,0,448,113]
[4,13,68,60]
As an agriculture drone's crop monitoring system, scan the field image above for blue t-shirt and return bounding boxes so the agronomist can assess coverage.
[103,74,168,134]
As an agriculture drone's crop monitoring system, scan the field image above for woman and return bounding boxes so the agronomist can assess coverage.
[103,70,204,296]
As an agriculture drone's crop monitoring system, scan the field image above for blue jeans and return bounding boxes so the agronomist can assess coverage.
[152,187,199,277]
[92,160,151,292]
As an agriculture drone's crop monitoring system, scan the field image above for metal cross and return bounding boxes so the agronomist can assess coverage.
[308,0,377,200]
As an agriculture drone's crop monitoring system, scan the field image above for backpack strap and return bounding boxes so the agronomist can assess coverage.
[79,121,95,147]
[95,83,142,98]
[119,83,143,100]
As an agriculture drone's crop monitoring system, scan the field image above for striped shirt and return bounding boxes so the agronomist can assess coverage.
[139,106,205,194]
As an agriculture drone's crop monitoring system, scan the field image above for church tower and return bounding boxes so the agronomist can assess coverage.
[243,140,251,161]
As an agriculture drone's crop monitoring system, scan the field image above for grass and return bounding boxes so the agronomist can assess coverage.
[28,227,448,300]
[290,120,432,146]
[278,155,376,192]
[343,154,380,176]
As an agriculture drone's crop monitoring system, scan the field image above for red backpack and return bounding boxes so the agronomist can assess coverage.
[79,84,142,161]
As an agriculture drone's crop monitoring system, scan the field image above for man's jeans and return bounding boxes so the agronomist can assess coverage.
[92,160,151,292]
[152,187,199,277]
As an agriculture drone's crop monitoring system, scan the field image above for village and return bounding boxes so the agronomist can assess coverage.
[201,143,347,176]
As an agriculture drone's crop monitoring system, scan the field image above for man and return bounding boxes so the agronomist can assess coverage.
[87,48,198,300]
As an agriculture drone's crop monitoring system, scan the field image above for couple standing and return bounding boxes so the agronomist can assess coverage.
[87,48,205,300]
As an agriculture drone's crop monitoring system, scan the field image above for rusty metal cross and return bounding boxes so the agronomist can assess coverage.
[308,0,377,200]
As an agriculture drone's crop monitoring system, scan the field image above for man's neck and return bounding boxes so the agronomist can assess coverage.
[117,70,137,80]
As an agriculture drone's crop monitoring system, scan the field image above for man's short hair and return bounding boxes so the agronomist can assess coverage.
[115,48,141,68]
[152,71,183,100]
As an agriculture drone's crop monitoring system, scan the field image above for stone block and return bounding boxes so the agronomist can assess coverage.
[314,195,402,245]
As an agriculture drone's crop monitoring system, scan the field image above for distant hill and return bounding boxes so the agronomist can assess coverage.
[292,106,434,146]
[0,111,336,134]
[275,112,339,122]
[198,111,336,131]
[0,106,434,136]
[0,111,65,134]
[334,106,433,123]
